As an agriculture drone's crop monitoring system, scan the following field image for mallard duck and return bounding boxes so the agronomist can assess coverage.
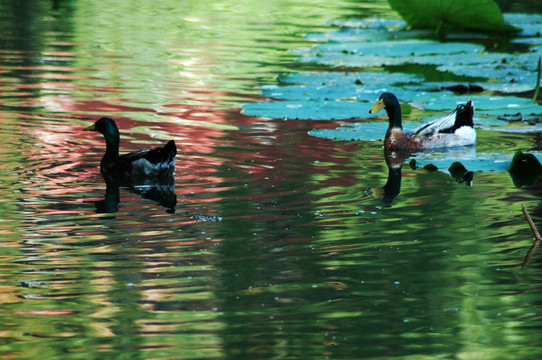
[84,117,177,179]
[369,92,475,150]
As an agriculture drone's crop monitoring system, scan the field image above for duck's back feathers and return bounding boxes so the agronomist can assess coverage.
[102,140,177,178]
[405,100,475,149]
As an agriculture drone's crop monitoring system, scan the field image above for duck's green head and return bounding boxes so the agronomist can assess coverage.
[84,117,120,157]
[84,117,119,137]
[369,92,402,128]
[369,92,399,114]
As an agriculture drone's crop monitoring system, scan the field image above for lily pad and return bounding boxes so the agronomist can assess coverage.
[504,13,542,36]
[242,100,369,120]
[422,95,540,112]
[309,121,420,141]
[277,71,423,87]
[312,39,483,57]
[481,124,542,134]
[387,0,511,33]
[262,84,420,102]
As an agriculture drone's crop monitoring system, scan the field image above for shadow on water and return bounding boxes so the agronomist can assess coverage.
[373,148,475,205]
[94,171,177,214]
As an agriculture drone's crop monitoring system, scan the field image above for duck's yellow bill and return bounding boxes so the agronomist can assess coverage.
[369,99,385,114]
[83,124,96,131]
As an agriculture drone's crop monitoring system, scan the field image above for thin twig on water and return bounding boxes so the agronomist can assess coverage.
[522,204,541,267]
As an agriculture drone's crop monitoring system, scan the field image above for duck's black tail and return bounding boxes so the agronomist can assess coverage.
[162,140,177,161]
[146,140,177,165]
[454,100,474,129]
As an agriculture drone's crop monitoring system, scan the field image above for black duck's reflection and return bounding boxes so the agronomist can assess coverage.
[372,148,410,205]
[94,173,177,214]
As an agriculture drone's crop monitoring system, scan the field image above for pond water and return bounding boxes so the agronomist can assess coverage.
[1,0,542,359]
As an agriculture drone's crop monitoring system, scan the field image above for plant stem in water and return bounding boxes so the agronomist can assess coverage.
[533,56,541,103]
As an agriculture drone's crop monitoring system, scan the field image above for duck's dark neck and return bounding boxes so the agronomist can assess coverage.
[386,103,403,129]
[101,132,120,166]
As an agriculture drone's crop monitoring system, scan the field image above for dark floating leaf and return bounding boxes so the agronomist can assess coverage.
[442,84,484,94]
[448,162,473,186]
[423,164,438,172]
[448,161,469,178]
[508,150,542,187]
[497,113,523,122]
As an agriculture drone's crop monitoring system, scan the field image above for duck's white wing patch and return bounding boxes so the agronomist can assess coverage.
[408,111,457,139]
[420,126,476,149]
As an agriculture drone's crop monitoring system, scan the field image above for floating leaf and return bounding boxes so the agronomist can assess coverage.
[387,0,512,33]
[309,122,419,141]
[482,125,542,134]
[422,95,540,112]
[242,100,369,120]
[504,13,542,36]
[509,151,542,186]
[312,39,483,57]
[277,71,422,87]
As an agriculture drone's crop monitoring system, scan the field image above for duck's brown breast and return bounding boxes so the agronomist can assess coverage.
[384,128,420,150]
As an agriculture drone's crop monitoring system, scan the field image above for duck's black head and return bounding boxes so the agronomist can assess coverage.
[369,92,402,129]
[84,117,119,137]
[84,117,120,158]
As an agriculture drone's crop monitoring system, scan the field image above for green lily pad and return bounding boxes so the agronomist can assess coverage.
[481,124,542,134]
[437,61,538,85]
[387,0,511,33]
[262,84,418,102]
[423,95,540,112]
[277,71,423,86]
[504,13,542,36]
[247,87,542,120]
[312,39,483,57]
[478,105,542,118]
[309,121,420,141]
[242,100,369,120]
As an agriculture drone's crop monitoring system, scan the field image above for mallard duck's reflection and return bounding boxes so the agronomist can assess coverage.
[373,148,475,205]
[94,172,176,214]
[372,149,410,205]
